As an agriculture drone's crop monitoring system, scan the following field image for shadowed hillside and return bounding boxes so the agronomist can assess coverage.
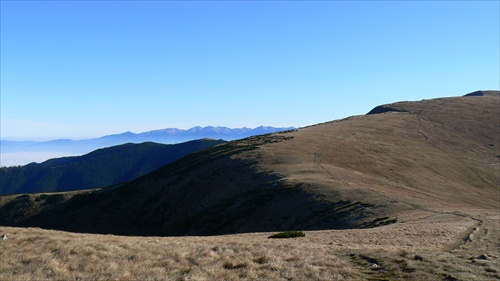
[0,139,226,195]
[0,91,498,237]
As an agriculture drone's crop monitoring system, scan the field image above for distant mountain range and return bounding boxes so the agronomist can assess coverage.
[1,126,294,153]
[0,139,225,195]
[0,126,294,166]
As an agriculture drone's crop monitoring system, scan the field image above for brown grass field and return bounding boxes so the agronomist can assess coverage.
[1,209,498,280]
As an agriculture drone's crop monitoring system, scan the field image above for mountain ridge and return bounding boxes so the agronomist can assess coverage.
[2,126,295,144]
[0,139,226,195]
[0,91,498,237]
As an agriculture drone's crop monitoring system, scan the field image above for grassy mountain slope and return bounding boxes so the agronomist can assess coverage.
[0,139,226,195]
[0,91,498,237]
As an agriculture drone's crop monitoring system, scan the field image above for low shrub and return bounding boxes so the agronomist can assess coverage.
[223,262,247,269]
[268,231,305,239]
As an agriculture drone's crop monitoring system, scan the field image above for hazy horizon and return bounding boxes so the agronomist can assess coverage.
[0,124,296,142]
[0,125,295,166]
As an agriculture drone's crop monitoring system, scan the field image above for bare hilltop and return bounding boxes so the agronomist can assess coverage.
[0,90,498,280]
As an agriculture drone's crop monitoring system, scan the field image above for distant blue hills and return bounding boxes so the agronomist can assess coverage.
[0,126,294,166]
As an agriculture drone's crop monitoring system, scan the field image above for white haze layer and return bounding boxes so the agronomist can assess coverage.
[0,152,81,167]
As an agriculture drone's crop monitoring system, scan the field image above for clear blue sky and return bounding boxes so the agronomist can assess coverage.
[1,1,499,140]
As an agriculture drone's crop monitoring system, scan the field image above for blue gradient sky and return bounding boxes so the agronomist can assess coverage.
[1,1,499,140]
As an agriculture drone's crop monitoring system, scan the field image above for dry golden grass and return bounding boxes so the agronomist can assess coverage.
[1,210,498,280]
